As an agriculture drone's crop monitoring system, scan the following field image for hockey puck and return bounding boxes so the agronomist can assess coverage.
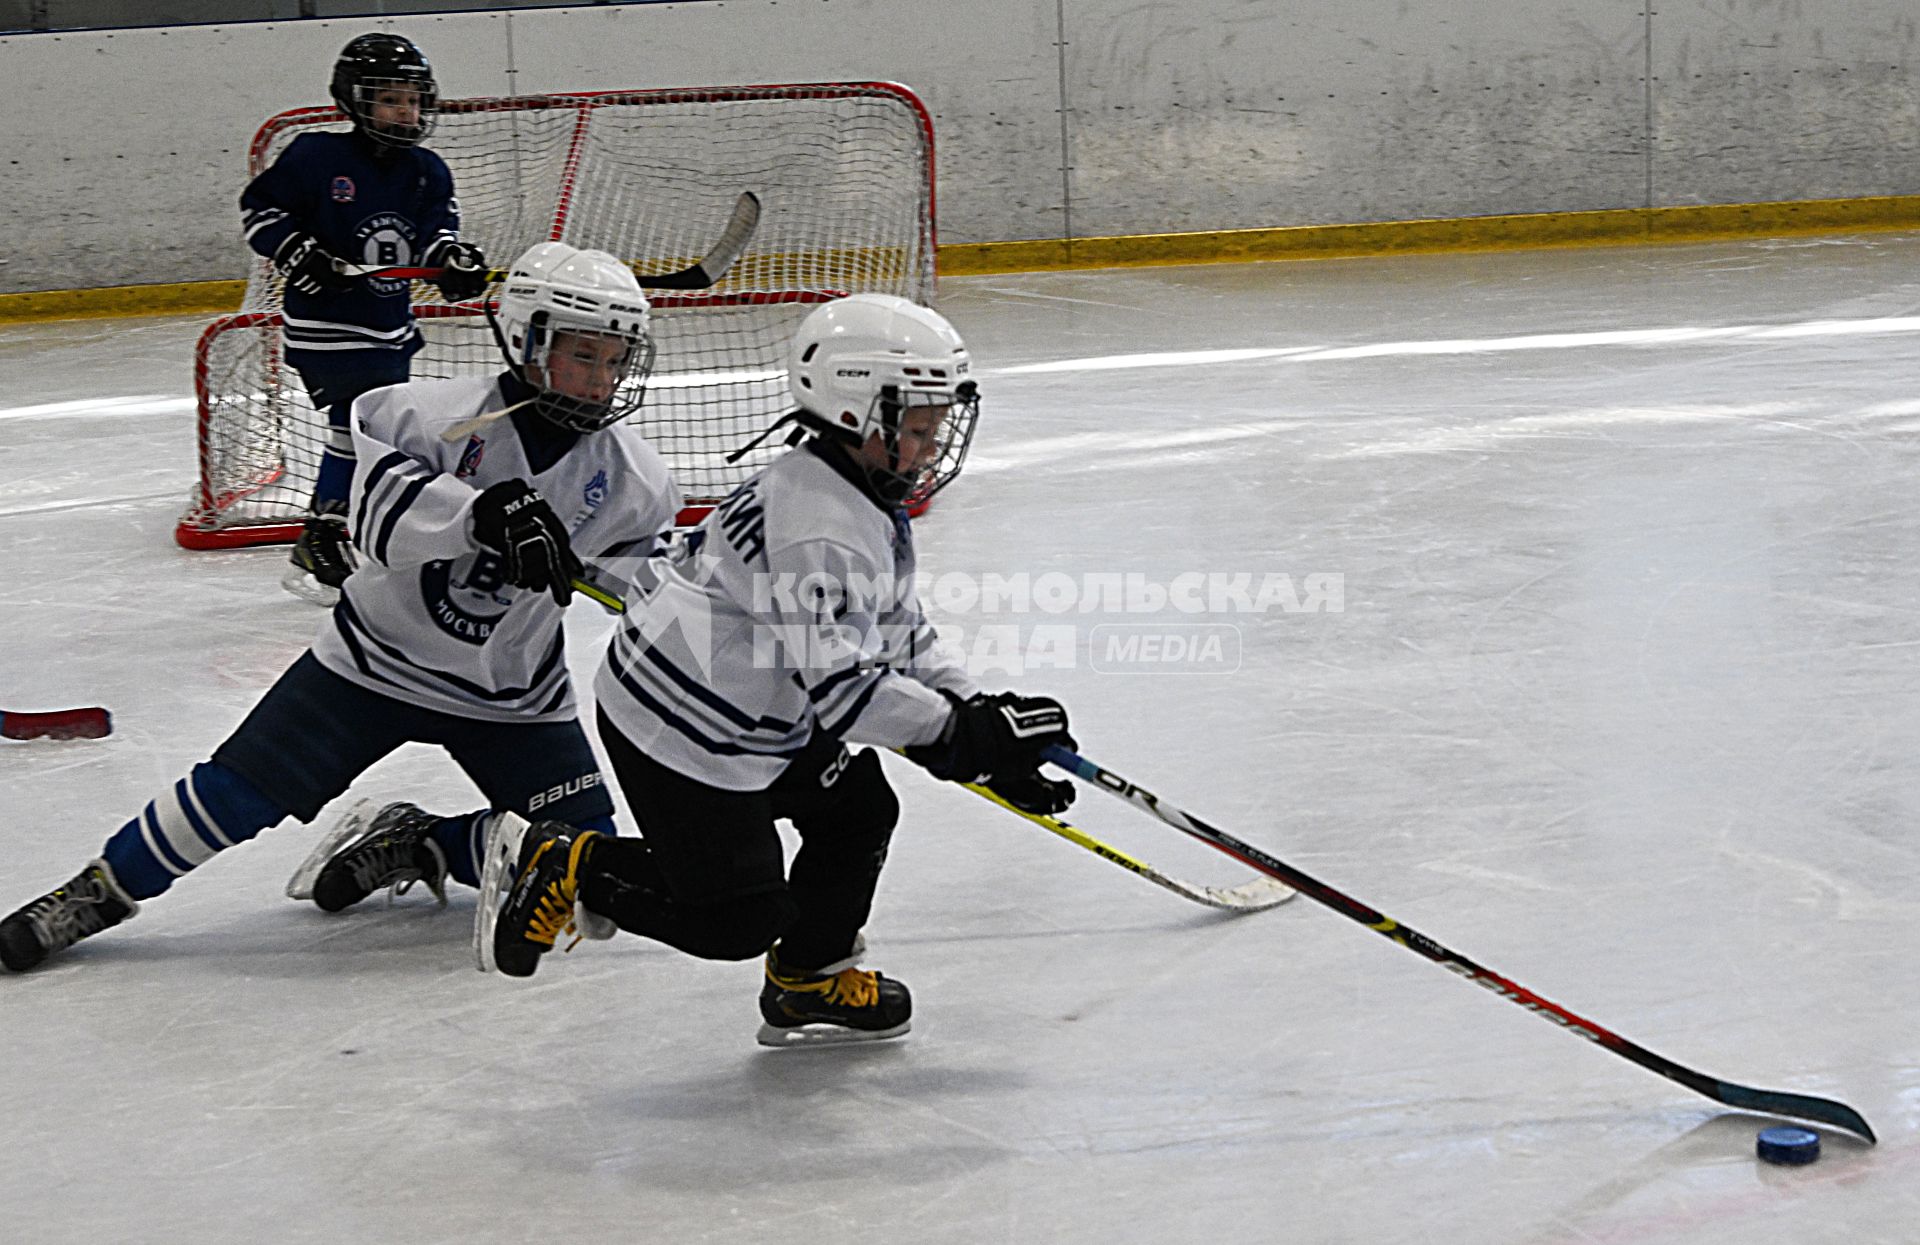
[1756,1126,1820,1166]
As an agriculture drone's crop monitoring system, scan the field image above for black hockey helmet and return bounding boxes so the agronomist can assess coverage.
[330,33,437,149]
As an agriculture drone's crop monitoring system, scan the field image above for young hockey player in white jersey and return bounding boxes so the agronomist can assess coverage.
[0,241,678,973]
[480,293,1079,1046]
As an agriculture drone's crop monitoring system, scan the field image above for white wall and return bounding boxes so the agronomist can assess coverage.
[2,0,1916,294]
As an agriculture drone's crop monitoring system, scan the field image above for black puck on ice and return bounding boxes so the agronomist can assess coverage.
[1756,1126,1820,1166]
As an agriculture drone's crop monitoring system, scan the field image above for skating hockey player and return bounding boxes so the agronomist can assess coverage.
[481,293,1079,1047]
[0,242,677,973]
[241,32,491,604]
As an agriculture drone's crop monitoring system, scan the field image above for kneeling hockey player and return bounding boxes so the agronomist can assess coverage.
[0,241,678,972]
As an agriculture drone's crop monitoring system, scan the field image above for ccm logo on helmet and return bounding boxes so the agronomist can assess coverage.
[837,368,872,378]
[527,772,604,812]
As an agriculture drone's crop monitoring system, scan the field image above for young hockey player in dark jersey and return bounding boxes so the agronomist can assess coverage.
[241,32,490,605]
[0,242,676,973]
[478,294,1079,1046]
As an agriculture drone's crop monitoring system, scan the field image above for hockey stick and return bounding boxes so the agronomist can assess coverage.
[958,778,1293,913]
[339,192,763,291]
[1042,744,1878,1144]
[570,577,625,613]
[1,707,112,740]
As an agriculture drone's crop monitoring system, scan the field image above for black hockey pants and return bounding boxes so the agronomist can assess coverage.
[586,708,900,972]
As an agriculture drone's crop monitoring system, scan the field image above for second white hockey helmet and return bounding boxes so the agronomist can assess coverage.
[495,241,656,432]
[788,293,979,504]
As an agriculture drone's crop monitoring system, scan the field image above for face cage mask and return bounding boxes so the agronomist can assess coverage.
[863,383,981,506]
[512,314,657,434]
[348,78,438,148]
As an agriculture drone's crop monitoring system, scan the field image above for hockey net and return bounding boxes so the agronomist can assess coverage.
[179,82,936,549]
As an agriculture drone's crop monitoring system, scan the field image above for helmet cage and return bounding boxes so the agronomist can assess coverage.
[502,308,656,434]
[489,242,655,433]
[861,379,980,505]
[343,77,438,148]
[331,34,438,149]
[487,303,652,436]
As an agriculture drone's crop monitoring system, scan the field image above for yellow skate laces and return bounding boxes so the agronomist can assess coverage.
[775,965,880,1009]
[523,833,599,954]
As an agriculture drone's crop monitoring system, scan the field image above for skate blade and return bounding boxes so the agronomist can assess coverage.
[755,1019,911,1049]
[474,812,532,973]
[285,797,376,900]
[281,566,341,607]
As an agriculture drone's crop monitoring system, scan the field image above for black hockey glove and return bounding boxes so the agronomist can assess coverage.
[273,233,352,297]
[471,479,583,606]
[905,690,1076,787]
[983,768,1076,817]
[427,240,490,302]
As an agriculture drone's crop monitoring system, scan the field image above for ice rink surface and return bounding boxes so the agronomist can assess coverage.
[3,237,1917,1244]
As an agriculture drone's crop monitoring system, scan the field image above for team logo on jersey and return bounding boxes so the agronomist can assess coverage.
[355,212,418,296]
[421,557,512,645]
[331,176,356,203]
[584,469,609,510]
[455,436,486,479]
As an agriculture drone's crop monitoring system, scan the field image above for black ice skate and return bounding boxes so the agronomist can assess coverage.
[295,800,449,913]
[757,945,912,1047]
[282,502,356,605]
[0,859,139,972]
[487,823,601,978]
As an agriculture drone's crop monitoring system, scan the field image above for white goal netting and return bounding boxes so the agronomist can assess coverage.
[181,82,936,548]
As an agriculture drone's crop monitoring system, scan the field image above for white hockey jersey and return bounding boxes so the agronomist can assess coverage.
[311,373,682,723]
[594,438,978,790]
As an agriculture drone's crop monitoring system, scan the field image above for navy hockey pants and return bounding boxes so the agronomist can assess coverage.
[294,353,411,510]
[101,653,613,900]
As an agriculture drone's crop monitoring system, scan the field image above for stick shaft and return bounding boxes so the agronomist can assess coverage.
[956,776,1292,913]
[1043,745,1876,1143]
[339,192,761,291]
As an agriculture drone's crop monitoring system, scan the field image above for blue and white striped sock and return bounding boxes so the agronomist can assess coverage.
[101,761,287,900]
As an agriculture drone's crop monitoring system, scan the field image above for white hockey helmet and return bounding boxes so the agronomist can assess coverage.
[494,240,656,432]
[788,293,979,504]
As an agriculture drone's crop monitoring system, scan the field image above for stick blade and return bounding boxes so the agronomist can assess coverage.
[1,707,112,740]
[637,191,762,290]
[1203,876,1297,912]
[1714,1080,1877,1144]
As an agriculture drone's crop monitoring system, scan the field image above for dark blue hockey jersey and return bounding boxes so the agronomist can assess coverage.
[240,130,461,364]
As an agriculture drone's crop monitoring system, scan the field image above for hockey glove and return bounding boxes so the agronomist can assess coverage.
[905,690,1076,786]
[471,479,583,606]
[983,768,1077,817]
[273,233,353,297]
[427,240,491,302]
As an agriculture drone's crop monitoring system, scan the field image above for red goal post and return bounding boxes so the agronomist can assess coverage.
[179,82,938,550]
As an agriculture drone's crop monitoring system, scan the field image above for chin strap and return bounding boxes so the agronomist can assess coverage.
[724,412,812,464]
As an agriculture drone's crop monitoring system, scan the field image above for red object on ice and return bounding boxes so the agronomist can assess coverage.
[0,707,113,740]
